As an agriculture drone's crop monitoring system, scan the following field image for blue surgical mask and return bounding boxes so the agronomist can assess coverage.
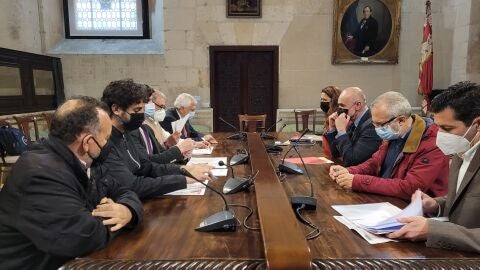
[145,103,155,119]
[375,125,401,140]
[188,111,196,119]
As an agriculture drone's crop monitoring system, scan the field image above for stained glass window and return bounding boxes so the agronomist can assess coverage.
[65,0,148,38]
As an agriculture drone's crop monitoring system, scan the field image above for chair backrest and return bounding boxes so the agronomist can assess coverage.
[14,115,40,142]
[42,112,54,129]
[294,109,316,133]
[238,114,267,132]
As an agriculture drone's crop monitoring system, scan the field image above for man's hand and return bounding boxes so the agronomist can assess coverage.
[92,198,133,232]
[334,113,351,132]
[203,134,218,144]
[329,165,348,180]
[335,172,354,189]
[195,141,210,149]
[387,216,429,241]
[177,138,195,153]
[328,112,339,131]
[182,164,213,181]
[412,191,439,215]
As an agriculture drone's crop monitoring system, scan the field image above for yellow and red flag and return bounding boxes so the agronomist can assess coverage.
[418,0,433,110]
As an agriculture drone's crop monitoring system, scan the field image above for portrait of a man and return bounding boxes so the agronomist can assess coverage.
[341,0,392,57]
[227,0,262,18]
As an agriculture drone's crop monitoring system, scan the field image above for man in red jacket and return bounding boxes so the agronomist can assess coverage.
[329,91,449,201]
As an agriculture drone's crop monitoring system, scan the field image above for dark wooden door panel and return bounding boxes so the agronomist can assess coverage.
[210,46,278,132]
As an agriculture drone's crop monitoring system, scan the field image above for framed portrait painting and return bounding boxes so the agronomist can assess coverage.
[332,0,401,64]
[227,0,262,18]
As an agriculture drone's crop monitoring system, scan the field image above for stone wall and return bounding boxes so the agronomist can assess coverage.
[0,0,477,108]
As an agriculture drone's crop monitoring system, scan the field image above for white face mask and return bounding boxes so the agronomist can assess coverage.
[436,124,477,155]
[154,109,166,122]
[436,131,470,155]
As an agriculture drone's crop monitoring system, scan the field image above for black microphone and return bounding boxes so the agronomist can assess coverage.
[289,144,317,210]
[261,118,282,140]
[180,168,236,232]
[219,117,246,140]
[229,134,249,166]
[219,161,259,194]
[277,128,309,175]
[265,123,288,153]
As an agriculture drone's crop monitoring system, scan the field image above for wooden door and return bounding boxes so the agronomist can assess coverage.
[210,46,278,132]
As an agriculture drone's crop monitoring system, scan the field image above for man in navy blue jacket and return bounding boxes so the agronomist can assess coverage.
[324,87,382,166]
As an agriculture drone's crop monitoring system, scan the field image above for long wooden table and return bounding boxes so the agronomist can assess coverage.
[63,133,480,269]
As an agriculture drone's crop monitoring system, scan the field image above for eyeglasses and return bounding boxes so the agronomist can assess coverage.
[373,116,398,128]
[153,102,166,110]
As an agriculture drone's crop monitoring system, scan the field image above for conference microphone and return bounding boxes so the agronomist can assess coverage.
[265,123,288,153]
[180,168,237,232]
[219,161,258,194]
[229,134,249,166]
[277,128,309,175]
[261,118,282,140]
[219,117,246,140]
[289,144,317,210]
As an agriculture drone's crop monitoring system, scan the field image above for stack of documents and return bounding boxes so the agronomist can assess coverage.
[192,147,214,155]
[187,157,228,177]
[331,193,423,244]
[166,180,208,196]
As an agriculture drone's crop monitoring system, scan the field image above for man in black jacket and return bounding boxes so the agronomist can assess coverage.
[0,96,143,270]
[161,93,217,143]
[100,80,212,200]
[347,6,378,56]
[324,87,382,166]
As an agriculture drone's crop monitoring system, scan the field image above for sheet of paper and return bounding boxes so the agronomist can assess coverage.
[165,180,208,196]
[171,115,189,133]
[332,192,424,234]
[191,147,214,155]
[211,168,228,176]
[333,216,396,244]
[284,156,333,164]
[188,157,227,169]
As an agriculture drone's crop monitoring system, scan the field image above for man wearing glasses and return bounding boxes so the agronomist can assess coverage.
[329,91,449,201]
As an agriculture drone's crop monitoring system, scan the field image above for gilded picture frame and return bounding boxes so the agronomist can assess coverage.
[332,0,401,64]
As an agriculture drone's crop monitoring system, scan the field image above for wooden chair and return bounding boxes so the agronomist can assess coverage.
[14,115,40,142]
[238,114,267,132]
[42,112,54,129]
[294,109,316,133]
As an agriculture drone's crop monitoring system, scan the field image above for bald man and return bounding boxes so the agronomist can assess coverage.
[324,87,381,166]
[0,96,143,269]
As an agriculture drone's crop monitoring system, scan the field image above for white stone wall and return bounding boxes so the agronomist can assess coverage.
[0,0,477,108]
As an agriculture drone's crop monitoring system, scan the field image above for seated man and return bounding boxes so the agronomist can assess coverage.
[329,91,449,201]
[324,87,381,166]
[99,79,211,200]
[0,97,143,269]
[131,87,196,164]
[388,81,480,253]
[161,93,217,143]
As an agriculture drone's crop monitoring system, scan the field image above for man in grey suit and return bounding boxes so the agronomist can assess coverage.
[388,81,480,253]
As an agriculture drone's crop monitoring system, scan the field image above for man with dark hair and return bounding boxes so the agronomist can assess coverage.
[100,79,211,200]
[0,96,143,269]
[347,6,378,56]
[389,81,480,253]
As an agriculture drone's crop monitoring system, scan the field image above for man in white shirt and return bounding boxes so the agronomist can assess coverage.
[388,81,480,253]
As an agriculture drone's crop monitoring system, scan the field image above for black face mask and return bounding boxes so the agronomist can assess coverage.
[122,112,145,131]
[337,108,349,116]
[320,102,330,113]
[89,137,112,165]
